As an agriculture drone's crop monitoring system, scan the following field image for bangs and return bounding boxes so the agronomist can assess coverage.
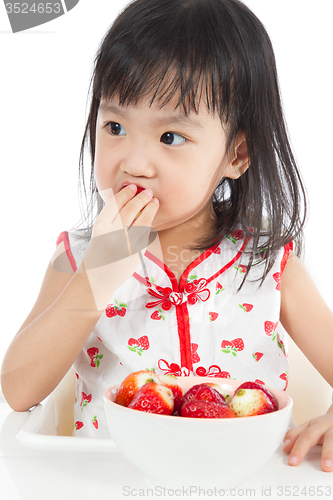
[93,0,235,122]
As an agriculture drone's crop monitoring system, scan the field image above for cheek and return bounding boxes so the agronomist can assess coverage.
[94,136,116,188]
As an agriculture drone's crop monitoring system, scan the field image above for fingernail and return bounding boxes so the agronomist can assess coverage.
[127,184,137,191]
[283,439,291,449]
[323,460,333,469]
[152,197,159,205]
[289,456,299,465]
[143,189,153,197]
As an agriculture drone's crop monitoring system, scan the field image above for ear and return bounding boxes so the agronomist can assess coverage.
[223,132,249,179]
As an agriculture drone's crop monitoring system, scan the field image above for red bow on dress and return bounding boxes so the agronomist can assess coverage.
[145,278,210,310]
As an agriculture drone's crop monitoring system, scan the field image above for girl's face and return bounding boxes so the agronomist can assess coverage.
[95,94,236,232]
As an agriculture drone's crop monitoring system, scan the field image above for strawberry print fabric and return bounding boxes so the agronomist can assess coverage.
[56,230,292,438]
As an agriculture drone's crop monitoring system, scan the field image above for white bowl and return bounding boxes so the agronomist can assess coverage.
[103,377,293,490]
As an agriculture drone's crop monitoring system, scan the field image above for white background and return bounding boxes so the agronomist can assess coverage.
[0,1,332,376]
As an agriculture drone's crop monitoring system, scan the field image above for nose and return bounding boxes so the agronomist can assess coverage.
[120,142,156,178]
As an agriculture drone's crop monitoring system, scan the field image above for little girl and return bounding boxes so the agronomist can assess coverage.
[2,0,333,472]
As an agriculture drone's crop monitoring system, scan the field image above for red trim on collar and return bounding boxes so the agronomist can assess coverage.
[179,242,221,291]
[206,237,250,285]
[56,232,77,273]
[144,250,179,290]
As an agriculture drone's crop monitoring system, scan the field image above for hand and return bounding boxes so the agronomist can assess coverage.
[283,405,333,472]
[81,184,160,311]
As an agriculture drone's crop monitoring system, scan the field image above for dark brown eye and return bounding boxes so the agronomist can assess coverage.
[161,132,186,145]
[109,122,126,135]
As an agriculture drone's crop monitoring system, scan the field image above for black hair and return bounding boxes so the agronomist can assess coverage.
[72,0,307,287]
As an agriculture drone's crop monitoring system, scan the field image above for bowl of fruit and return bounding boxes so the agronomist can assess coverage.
[103,371,293,490]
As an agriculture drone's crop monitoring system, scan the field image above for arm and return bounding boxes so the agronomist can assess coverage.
[1,185,159,412]
[0,247,103,412]
[280,251,333,471]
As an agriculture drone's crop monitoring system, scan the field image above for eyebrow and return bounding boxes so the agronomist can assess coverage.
[99,102,203,129]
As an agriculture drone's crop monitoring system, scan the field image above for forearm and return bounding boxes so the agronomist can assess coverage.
[1,267,102,412]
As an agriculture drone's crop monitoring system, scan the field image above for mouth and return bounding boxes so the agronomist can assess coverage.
[119,184,146,196]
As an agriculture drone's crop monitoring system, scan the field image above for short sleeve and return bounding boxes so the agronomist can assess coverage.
[56,231,89,273]
[281,241,293,275]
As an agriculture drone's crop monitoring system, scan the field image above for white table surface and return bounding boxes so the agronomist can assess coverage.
[0,393,332,500]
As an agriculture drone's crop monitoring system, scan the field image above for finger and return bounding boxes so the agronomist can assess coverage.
[283,422,310,453]
[113,189,155,228]
[287,424,326,466]
[94,185,138,234]
[132,197,159,226]
[320,427,333,472]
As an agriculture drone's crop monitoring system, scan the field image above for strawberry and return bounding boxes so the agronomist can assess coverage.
[208,311,219,322]
[87,347,103,368]
[229,381,277,417]
[227,230,244,244]
[115,370,160,407]
[151,309,165,320]
[105,304,117,317]
[264,320,279,341]
[92,416,98,429]
[234,265,247,274]
[127,336,150,356]
[105,299,128,318]
[273,272,281,291]
[154,374,183,414]
[178,383,226,413]
[75,421,84,431]
[205,383,231,403]
[80,392,92,411]
[239,303,253,313]
[190,384,226,405]
[221,338,244,356]
[128,382,174,415]
[138,336,149,350]
[280,372,288,390]
[252,352,263,362]
[215,282,224,294]
[181,400,237,418]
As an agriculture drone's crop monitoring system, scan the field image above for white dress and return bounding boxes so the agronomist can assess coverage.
[56,229,292,438]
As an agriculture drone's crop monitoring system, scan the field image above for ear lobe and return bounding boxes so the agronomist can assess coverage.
[224,133,249,179]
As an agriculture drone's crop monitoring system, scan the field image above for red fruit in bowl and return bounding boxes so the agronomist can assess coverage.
[181,400,237,419]
[115,370,160,407]
[128,382,174,415]
[179,383,226,413]
[229,381,278,417]
[205,382,231,403]
[236,381,277,409]
[158,374,183,414]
